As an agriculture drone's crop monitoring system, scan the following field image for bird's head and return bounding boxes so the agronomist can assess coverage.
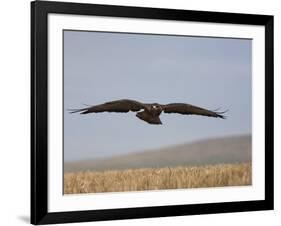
[151,104,162,113]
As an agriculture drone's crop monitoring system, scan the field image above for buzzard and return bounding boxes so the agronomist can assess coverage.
[69,99,227,125]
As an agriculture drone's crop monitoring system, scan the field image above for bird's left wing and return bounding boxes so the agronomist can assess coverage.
[161,103,227,119]
[69,99,145,114]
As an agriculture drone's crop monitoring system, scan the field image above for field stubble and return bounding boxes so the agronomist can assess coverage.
[64,163,251,194]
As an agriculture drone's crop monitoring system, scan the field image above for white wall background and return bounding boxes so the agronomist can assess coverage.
[0,0,279,225]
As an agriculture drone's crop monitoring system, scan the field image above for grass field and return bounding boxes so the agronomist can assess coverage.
[64,162,251,194]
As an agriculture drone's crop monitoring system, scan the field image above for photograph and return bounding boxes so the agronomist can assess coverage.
[63,30,252,194]
[31,1,273,224]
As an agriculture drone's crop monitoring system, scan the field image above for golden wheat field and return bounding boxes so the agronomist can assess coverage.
[64,162,251,194]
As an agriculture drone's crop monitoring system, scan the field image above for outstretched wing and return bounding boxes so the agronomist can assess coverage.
[162,103,227,119]
[69,99,145,114]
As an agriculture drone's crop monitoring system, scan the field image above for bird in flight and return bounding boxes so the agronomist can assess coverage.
[69,99,227,125]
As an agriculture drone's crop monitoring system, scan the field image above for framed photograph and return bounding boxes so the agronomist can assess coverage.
[31,0,274,224]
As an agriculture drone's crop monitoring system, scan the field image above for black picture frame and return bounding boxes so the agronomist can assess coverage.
[31,0,274,224]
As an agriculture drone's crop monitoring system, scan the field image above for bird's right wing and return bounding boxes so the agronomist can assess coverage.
[162,103,227,119]
[69,99,146,114]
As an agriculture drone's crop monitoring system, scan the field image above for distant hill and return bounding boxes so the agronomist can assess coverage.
[64,134,251,172]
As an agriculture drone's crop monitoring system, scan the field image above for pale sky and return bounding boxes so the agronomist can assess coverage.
[64,30,252,162]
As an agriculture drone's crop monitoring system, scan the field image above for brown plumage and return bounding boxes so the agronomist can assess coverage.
[69,99,227,125]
